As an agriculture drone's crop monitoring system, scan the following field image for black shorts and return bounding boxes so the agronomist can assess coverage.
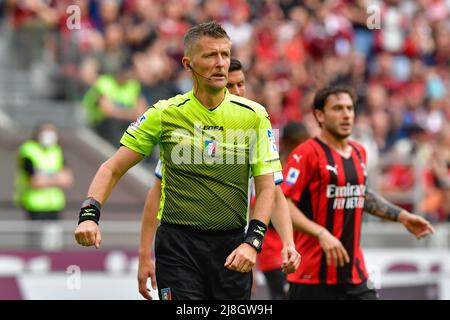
[154,223,252,300]
[288,280,379,300]
[27,211,60,220]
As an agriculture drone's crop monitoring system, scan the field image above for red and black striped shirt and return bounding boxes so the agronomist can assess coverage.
[281,138,369,285]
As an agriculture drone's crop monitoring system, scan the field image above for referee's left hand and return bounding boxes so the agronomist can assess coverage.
[224,243,257,273]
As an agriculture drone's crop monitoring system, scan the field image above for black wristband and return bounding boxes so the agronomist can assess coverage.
[78,197,101,225]
[243,219,267,253]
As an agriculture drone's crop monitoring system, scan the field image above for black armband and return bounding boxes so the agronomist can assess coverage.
[243,219,267,253]
[78,197,102,225]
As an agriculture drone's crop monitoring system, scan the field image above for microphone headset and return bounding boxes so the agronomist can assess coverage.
[188,64,212,81]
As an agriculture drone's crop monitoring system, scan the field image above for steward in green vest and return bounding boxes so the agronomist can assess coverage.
[82,64,146,145]
[15,123,73,220]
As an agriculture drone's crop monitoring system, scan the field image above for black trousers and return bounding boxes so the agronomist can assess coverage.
[263,269,287,300]
[27,211,60,220]
[155,223,252,300]
[288,280,379,300]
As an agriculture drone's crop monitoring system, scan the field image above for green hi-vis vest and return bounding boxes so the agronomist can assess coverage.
[82,74,141,125]
[15,140,66,212]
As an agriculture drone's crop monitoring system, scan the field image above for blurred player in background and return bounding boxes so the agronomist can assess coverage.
[282,85,435,300]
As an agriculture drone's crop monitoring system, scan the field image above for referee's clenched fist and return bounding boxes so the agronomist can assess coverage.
[74,220,101,249]
[75,196,103,248]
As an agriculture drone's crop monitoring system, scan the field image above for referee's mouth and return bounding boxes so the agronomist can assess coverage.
[211,73,226,80]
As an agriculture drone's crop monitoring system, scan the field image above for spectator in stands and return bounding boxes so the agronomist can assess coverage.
[15,122,73,221]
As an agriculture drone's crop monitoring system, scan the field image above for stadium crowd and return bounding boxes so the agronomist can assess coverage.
[2,0,450,221]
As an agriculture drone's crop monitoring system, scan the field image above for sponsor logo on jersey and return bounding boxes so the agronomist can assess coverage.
[326,164,338,176]
[197,124,224,131]
[326,183,366,210]
[293,154,302,163]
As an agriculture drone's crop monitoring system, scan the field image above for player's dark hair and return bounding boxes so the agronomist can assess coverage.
[313,85,356,111]
[282,122,310,154]
[184,21,230,56]
[229,58,243,73]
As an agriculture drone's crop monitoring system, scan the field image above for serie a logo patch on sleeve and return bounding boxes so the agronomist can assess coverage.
[286,168,300,185]
[267,129,278,154]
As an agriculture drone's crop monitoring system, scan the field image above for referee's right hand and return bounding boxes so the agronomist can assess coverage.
[74,221,102,249]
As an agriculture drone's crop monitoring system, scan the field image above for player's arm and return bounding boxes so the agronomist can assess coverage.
[252,174,276,225]
[138,179,161,300]
[87,146,144,203]
[270,186,301,273]
[75,103,161,249]
[225,174,275,273]
[74,147,144,248]
[288,198,350,267]
[225,109,279,273]
[364,189,435,239]
[282,145,348,267]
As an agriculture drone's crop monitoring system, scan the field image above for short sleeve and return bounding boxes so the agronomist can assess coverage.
[120,105,162,156]
[250,114,282,176]
[281,144,315,202]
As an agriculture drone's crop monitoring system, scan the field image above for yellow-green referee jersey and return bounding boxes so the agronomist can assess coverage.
[120,89,282,231]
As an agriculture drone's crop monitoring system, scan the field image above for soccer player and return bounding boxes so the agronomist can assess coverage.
[137,58,300,300]
[75,21,282,300]
[282,85,435,300]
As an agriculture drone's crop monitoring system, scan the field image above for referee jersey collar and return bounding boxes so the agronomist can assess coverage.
[189,88,229,113]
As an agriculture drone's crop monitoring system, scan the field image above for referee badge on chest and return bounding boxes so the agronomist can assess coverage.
[204,139,217,157]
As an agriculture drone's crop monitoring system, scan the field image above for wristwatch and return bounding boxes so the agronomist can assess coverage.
[81,197,102,211]
[244,236,262,253]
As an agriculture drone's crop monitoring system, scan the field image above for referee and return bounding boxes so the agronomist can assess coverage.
[74,21,281,300]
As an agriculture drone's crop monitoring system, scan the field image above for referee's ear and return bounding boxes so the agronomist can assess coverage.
[182,57,191,71]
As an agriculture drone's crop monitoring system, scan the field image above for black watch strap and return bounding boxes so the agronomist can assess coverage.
[244,236,263,253]
[81,197,102,211]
